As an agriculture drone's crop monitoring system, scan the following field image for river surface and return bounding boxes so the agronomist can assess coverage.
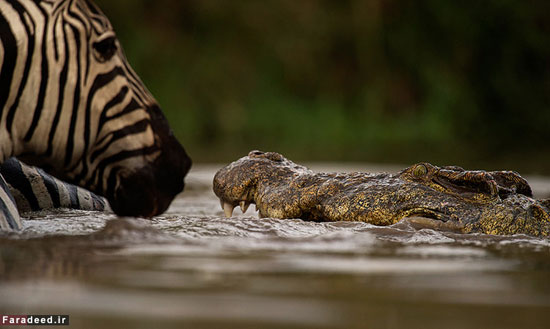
[1,164,549,329]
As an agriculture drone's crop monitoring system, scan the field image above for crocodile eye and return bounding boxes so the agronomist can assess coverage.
[413,164,427,177]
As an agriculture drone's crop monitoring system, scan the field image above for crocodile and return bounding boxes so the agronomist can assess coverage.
[213,151,550,237]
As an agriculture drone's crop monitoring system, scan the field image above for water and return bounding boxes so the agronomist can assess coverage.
[1,164,549,329]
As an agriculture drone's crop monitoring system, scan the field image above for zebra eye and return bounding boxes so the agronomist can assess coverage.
[93,35,117,62]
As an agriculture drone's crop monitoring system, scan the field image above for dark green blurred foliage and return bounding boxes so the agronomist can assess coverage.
[95,0,550,172]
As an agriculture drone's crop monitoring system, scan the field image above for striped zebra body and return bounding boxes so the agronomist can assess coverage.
[2,157,106,213]
[0,171,19,230]
[0,0,191,231]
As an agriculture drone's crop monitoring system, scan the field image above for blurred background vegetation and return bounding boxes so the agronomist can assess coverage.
[95,0,550,173]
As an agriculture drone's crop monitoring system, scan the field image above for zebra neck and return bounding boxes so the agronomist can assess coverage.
[0,0,87,170]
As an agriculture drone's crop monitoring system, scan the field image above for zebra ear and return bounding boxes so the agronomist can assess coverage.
[93,33,118,62]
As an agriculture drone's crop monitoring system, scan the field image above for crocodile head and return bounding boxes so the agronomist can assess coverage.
[213,150,308,216]
[213,151,550,236]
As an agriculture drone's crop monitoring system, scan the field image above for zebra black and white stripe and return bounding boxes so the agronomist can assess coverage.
[0,170,19,230]
[0,0,191,230]
[2,157,106,213]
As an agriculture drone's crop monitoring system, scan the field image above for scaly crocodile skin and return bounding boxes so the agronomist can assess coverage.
[214,151,550,237]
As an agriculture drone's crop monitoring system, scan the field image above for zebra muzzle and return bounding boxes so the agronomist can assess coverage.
[108,145,191,218]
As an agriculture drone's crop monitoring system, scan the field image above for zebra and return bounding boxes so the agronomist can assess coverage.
[0,158,107,231]
[0,0,192,231]
[2,157,106,212]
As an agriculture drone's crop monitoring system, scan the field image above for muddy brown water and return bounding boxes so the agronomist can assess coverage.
[1,164,549,329]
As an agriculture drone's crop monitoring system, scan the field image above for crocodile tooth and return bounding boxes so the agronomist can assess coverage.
[223,202,234,217]
[489,181,498,196]
[220,199,224,210]
[239,201,250,213]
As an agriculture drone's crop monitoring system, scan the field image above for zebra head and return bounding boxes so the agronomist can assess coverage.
[0,0,191,217]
